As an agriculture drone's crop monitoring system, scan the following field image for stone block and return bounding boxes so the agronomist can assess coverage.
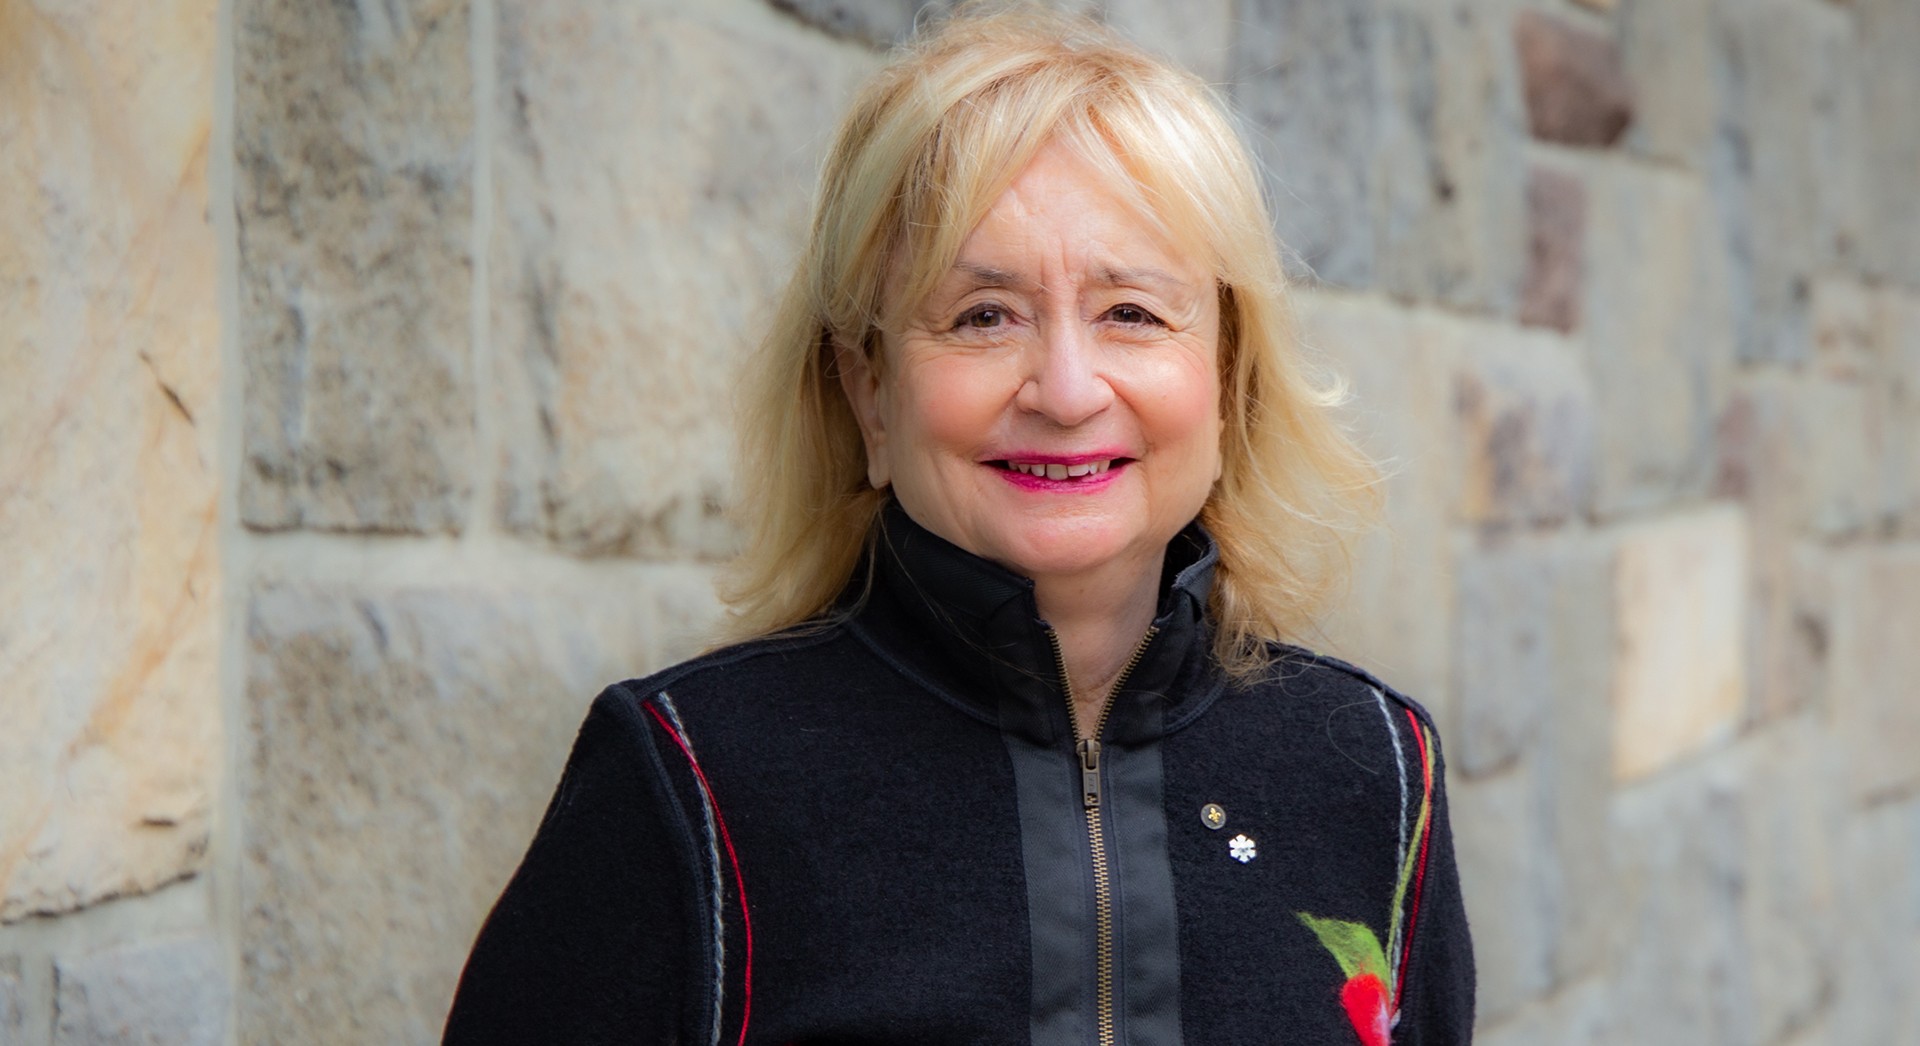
[1710,0,1862,364]
[1619,0,1714,167]
[1296,294,1455,721]
[1582,159,1733,518]
[1825,545,1920,802]
[238,577,718,1042]
[1453,527,1617,989]
[1746,540,1833,725]
[1,956,22,1043]
[766,0,927,46]
[52,937,227,1046]
[1717,370,1878,540]
[1440,318,1596,527]
[1229,0,1384,289]
[491,3,875,559]
[1372,0,1528,315]
[1518,163,1584,334]
[1830,799,1920,1044]
[1234,0,1529,306]
[1874,290,1920,534]
[236,0,475,532]
[1447,529,1617,1018]
[1103,0,1233,84]
[1597,755,1756,1043]
[1811,278,1878,380]
[1513,10,1632,147]
[1735,718,1842,1046]
[1450,769,1552,1022]
[1472,979,1611,1046]
[1611,507,1747,783]
[1451,536,1559,777]
[1857,0,1920,288]
[1,0,221,922]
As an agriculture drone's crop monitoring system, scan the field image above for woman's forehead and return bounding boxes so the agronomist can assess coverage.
[920,144,1213,286]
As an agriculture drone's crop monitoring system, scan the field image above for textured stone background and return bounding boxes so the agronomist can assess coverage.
[2,0,1916,1041]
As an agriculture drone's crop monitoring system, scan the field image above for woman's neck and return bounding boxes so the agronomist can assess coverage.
[1033,555,1163,740]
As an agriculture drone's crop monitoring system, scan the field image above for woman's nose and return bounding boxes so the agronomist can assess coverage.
[1014,319,1114,426]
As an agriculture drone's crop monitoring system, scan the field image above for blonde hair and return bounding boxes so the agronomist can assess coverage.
[721,3,1381,678]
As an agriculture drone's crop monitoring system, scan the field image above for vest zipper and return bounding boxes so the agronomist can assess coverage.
[1046,625,1159,1046]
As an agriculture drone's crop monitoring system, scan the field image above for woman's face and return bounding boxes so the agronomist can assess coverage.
[840,140,1223,589]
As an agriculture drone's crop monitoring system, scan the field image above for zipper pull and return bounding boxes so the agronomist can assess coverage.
[1078,738,1102,809]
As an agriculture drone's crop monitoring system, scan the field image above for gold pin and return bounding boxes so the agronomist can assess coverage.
[1201,803,1227,830]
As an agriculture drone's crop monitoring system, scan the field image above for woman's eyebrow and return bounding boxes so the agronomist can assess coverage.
[952,261,1027,288]
[1097,266,1187,291]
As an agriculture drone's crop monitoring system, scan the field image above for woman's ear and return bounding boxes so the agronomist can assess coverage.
[832,336,891,490]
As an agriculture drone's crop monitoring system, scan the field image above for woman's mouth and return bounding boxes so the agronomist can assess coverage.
[998,459,1117,479]
[988,457,1133,489]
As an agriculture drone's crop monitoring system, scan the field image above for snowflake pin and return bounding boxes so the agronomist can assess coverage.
[1228,833,1257,863]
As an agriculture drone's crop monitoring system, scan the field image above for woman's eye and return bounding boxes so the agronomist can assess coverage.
[1107,304,1161,326]
[957,307,1005,329]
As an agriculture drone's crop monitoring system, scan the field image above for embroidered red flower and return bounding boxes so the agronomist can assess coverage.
[1340,971,1392,1046]
[1298,913,1393,1046]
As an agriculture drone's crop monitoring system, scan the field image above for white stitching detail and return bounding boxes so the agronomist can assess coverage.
[1375,686,1410,988]
[658,690,726,1046]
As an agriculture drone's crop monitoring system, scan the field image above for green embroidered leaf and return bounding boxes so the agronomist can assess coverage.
[1297,912,1390,982]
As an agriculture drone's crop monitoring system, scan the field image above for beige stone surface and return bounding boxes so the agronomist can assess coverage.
[1103,0,1233,83]
[1720,368,1878,540]
[0,0,221,921]
[1373,0,1528,316]
[1734,718,1841,1046]
[1746,539,1832,724]
[1825,544,1920,802]
[0,955,21,1040]
[1601,755,1754,1042]
[1874,290,1920,534]
[1439,315,1596,527]
[1712,0,1861,364]
[1451,767,1551,1023]
[1857,0,1920,288]
[491,0,876,559]
[1620,0,1714,168]
[238,578,719,1042]
[1583,159,1732,518]
[1449,530,1617,1007]
[235,0,476,533]
[1611,507,1748,782]
[1830,797,1920,1045]
[53,935,228,1046]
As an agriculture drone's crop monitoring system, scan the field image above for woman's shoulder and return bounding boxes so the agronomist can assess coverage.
[1220,643,1449,769]
[581,616,899,746]
[1258,644,1440,730]
[609,621,856,703]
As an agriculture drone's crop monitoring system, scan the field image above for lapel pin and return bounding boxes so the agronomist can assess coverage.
[1229,833,1257,863]
[1201,803,1227,830]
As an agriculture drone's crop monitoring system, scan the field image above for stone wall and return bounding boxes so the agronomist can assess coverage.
[1,0,1915,1041]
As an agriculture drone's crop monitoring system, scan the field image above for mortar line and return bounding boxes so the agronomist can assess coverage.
[208,0,249,1041]
[468,0,500,542]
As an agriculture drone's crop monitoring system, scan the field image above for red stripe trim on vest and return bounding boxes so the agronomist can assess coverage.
[1393,708,1435,1009]
[646,701,753,1046]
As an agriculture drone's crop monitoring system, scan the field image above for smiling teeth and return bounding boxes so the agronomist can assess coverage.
[1008,460,1113,478]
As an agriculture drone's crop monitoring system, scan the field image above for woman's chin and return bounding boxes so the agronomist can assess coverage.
[994,526,1150,586]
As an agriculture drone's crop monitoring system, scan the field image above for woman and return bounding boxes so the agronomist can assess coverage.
[445,7,1472,1045]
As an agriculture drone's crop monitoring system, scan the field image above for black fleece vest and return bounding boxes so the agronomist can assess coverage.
[444,505,1475,1045]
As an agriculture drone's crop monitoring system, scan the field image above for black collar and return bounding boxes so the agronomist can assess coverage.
[847,500,1225,748]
